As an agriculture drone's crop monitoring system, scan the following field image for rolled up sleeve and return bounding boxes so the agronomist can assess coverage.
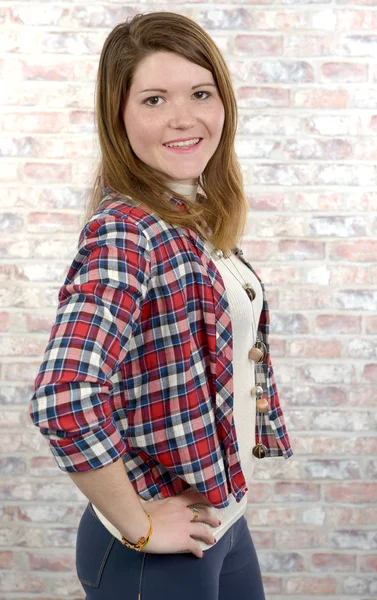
[28,213,151,472]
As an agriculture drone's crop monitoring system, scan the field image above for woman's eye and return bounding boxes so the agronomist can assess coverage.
[144,96,162,106]
[143,91,210,106]
[194,91,210,100]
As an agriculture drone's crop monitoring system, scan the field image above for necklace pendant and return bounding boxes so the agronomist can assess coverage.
[249,346,263,362]
[250,385,264,399]
[243,283,256,302]
[252,443,268,459]
[256,397,269,413]
[248,339,266,363]
[211,248,224,260]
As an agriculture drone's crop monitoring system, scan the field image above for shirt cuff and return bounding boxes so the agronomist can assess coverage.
[45,418,128,472]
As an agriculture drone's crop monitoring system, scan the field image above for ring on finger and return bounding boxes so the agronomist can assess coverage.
[191,507,200,521]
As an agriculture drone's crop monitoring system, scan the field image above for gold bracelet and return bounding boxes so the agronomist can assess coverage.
[120,512,153,551]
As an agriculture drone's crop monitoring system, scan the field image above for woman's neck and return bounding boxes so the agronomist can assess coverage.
[167,181,199,202]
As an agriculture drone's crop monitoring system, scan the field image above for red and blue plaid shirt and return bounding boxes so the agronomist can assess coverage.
[29,190,293,509]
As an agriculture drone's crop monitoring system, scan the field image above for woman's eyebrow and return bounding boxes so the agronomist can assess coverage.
[138,83,216,94]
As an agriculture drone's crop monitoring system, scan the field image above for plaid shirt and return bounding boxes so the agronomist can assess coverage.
[29,190,293,509]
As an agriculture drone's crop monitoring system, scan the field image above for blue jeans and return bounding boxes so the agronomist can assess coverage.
[76,501,266,600]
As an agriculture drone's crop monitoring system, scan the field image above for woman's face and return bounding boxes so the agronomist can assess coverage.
[123,51,225,185]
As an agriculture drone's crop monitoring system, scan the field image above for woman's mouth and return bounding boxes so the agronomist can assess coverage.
[163,138,203,153]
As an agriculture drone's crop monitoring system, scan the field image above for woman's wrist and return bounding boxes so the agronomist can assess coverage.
[120,497,150,544]
[121,511,152,549]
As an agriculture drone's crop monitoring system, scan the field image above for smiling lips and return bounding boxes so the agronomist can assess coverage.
[163,137,202,148]
[163,138,203,153]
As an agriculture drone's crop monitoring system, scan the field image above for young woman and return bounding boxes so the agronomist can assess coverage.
[29,12,293,600]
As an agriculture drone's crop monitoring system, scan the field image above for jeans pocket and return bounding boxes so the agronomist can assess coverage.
[76,502,115,588]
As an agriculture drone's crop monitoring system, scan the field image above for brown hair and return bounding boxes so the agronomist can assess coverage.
[83,11,248,255]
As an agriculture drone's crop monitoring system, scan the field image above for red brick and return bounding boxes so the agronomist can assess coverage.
[3,361,44,381]
[363,363,377,381]
[370,114,377,130]
[329,240,377,261]
[0,571,46,593]
[25,314,56,332]
[262,576,283,594]
[293,88,349,108]
[328,262,371,286]
[321,61,368,82]
[1,112,67,133]
[247,192,285,211]
[250,60,314,83]
[234,35,283,56]
[246,506,301,526]
[27,552,75,572]
[279,239,325,260]
[312,552,356,571]
[324,505,377,526]
[69,110,95,133]
[324,482,377,503]
[249,530,275,549]
[30,456,58,476]
[335,9,377,30]
[365,315,377,333]
[359,554,377,571]
[284,34,335,57]
[286,576,336,594]
[287,338,341,358]
[71,5,134,28]
[354,137,377,159]
[0,550,14,569]
[316,314,361,334]
[0,334,46,357]
[24,162,71,183]
[349,386,377,407]
[275,482,321,501]
[41,31,105,55]
[237,86,289,107]
[0,311,10,332]
[22,59,75,81]
[284,137,352,159]
[345,337,377,359]
[254,10,310,29]
[276,527,327,549]
[27,212,79,233]
[244,482,272,503]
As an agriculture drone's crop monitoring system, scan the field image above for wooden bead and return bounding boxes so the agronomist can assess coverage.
[243,283,256,301]
[252,443,267,459]
[248,347,264,362]
[256,398,269,413]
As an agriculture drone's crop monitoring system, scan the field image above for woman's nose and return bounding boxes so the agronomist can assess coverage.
[169,103,197,127]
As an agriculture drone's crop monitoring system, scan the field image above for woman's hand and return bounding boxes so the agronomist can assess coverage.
[137,489,220,558]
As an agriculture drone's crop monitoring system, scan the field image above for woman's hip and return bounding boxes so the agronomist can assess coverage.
[76,501,260,600]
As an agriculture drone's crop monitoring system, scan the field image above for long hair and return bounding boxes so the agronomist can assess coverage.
[83,11,248,255]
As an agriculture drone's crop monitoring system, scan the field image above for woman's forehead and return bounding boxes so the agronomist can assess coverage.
[131,51,214,87]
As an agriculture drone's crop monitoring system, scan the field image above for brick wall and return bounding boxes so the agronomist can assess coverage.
[1,2,377,598]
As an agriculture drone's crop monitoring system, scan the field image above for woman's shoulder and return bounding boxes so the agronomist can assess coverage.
[93,192,154,224]
[79,192,187,264]
[81,192,160,240]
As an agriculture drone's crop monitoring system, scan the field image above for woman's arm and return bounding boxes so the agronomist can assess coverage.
[29,213,152,540]
[68,458,150,543]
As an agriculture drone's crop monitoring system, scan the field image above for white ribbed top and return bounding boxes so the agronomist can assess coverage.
[92,182,263,552]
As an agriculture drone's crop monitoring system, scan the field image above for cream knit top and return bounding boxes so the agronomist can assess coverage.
[92,182,263,552]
